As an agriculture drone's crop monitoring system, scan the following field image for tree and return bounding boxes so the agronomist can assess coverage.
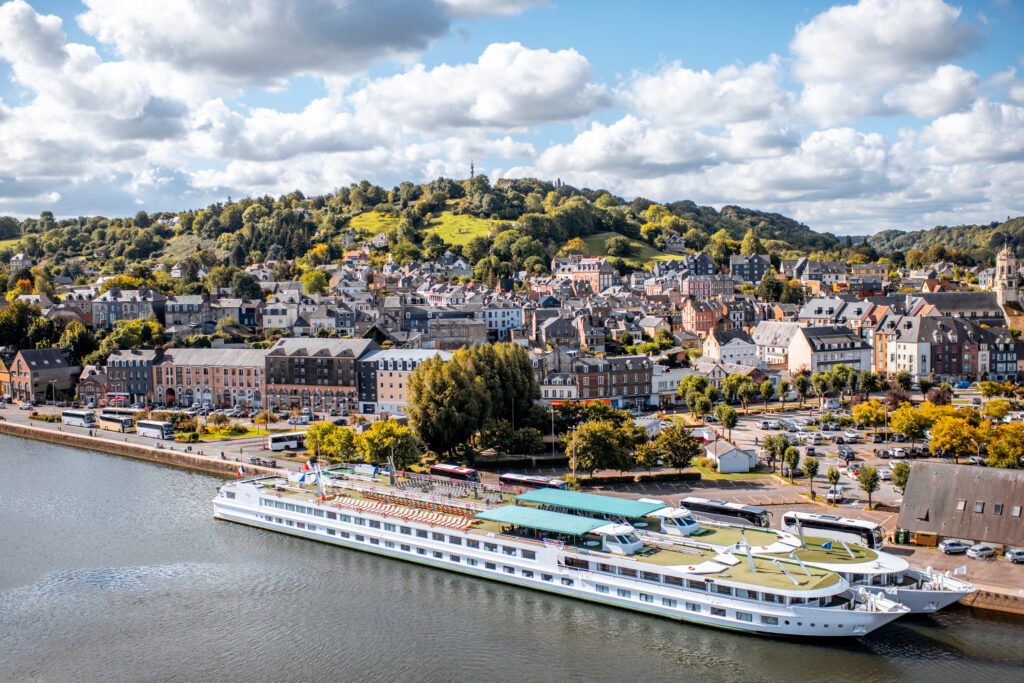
[889,403,929,448]
[208,411,229,426]
[759,380,775,410]
[778,379,790,411]
[762,434,788,473]
[253,409,278,436]
[980,381,1003,398]
[511,427,544,455]
[356,419,420,468]
[852,399,885,430]
[826,465,841,493]
[55,320,97,364]
[740,229,764,255]
[891,461,911,493]
[618,331,634,347]
[231,271,263,299]
[655,425,703,471]
[569,420,624,476]
[305,421,340,462]
[858,466,881,509]
[982,399,1011,422]
[894,369,913,392]
[804,456,819,497]
[917,377,935,396]
[783,446,800,483]
[301,269,328,294]
[928,416,975,463]
[715,404,738,440]
[689,392,712,423]
[604,235,633,257]
[478,418,514,454]
[737,382,755,414]
[633,442,661,473]
[987,422,1024,469]
[754,270,783,302]
[794,374,810,408]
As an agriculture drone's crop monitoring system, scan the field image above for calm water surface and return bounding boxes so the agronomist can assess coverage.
[1,435,1022,682]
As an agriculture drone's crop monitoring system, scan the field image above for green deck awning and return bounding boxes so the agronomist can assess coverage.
[515,488,664,518]
[474,505,605,536]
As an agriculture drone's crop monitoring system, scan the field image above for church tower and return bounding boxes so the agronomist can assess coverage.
[996,244,1019,306]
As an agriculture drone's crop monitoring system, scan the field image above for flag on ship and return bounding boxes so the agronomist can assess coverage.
[236,465,244,477]
[821,541,833,550]
[304,460,313,471]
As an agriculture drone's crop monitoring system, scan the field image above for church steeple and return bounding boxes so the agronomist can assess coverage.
[996,242,1019,306]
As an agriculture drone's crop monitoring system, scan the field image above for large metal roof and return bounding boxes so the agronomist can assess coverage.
[474,505,605,536]
[515,489,664,518]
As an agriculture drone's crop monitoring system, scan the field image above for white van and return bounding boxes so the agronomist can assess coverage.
[287,414,311,425]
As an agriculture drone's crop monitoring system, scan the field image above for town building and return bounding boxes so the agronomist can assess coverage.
[356,349,451,416]
[702,329,759,367]
[90,287,167,330]
[265,338,378,412]
[106,348,160,403]
[788,326,872,374]
[570,355,652,409]
[153,348,269,408]
[7,348,79,403]
[728,254,771,285]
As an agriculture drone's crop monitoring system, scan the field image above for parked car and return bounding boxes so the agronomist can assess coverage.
[1006,548,1024,564]
[19,402,33,410]
[875,449,892,459]
[967,456,986,465]
[869,432,885,443]
[878,469,892,481]
[805,446,816,457]
[759,420,772,429]
[967,544,995,559]
[838,445,855,460]
[971,397,982,405]
[890,433,906,442]
[843,430,859,442]
[891,448,908,458]
[888,458,908,471]
[955,380,971,389]
[938,539,970,555]
[825,486,843,504]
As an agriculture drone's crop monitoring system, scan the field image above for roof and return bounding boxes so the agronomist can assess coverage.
[516,488,664,518]
[896,461,1024,547]
[474,505,605,536]
[158,348,269,367]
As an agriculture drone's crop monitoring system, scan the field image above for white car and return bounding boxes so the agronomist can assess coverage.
[967,544,995,559]
[824,486,844,504]
[878,469,892,481]
[888,459,908,471]
[891,448,908,458]
[843,430,859,442]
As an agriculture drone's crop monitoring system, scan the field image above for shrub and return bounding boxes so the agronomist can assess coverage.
[699,457,717,470]
[175,431,200,443]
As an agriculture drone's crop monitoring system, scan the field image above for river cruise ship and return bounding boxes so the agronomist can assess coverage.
[214,467,907,638]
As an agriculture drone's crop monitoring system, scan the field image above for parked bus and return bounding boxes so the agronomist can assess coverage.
[498,473,568,490]
[678,497,771,528]
[429,463,480,482]
[100,407,138,419]
[61,409,96,428]
[781,511,884,550]
[97,413,135,433]
[99,393,130,408]
[135,420,175,440]
[268,431,306,452]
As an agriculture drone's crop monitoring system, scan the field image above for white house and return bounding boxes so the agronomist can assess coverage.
[705,442,758,474]
[751,321,801,367]
[10,253,33,269]
[702,329,759,367]
[787,326,873,375]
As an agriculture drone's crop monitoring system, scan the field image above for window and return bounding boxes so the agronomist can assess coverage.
[339,531,350,538]
[448,535,463,545]
[561,578,574,586]
[368,520,380,529]
[542,574,553,582]
[715,585,732,596]
[762,592,781,604]
[1013,506,1022,517]
[522,570,533,578]
[710,607,726,617]
[384,540,395,548]
[355,535,364,542]
[521,549,535,560]
[686,602,700,612]
[974,502,985,513]
[416,548,426,555]
[662,598,677,608]
[736,612,753,622]
[596,584,610,594]
[416,529,428,538]
[566,557,589,570]
[687,579,705,590]
[502,546,517,556]
[642,571,660,582]
[400,526,412,535]
[503,566,515,574]
[384,523,395,532]
[467,558,478,566]
[664,575,683,587]
[956,500,966,511]
[640,593,653,603]
[994,504,1003,515]
[467,539,480,549]
[735,588,758,600]
[484,543,498,552]
[761,615,779,625]
[618,567,637,578]
[326,528,335,536]
[485,562,497,570]
[326,512,337,520]
[617,589,631,598]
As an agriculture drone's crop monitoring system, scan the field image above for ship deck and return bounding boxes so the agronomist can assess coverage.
[248,473,841,592]
[692,525,879,564]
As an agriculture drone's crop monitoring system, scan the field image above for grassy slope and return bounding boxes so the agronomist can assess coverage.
[161,234,222,262]
[348,209,495,246]
[0,237,20,250]
[582,231,684,267]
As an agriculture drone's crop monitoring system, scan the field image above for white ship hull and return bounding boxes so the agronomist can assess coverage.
[214,486,907,638]
[856,569,976,613]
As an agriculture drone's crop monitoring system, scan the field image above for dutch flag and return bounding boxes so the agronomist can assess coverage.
[236,465,244,478]
[304,460,314,471]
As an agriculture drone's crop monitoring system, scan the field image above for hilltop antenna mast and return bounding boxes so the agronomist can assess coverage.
[470,160,475,178]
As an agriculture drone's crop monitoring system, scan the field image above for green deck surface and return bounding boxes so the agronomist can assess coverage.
[636,545,840,591]
[516,488,665,518]
[475,505,606,536]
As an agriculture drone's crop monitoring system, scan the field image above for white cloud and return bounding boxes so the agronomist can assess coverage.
[76,0,518,87]
[791,0,981,124]
[623,59,791,127]
[350,42,609,130]
[920,99,1024,163]
[883,64,979,118]
[439,0,546,18]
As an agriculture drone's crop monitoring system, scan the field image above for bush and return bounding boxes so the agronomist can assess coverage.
[175,432,200,443]
[511,427,544,454]
[29,412,60,423]
[699,457,717,470]
[574,470,701,486]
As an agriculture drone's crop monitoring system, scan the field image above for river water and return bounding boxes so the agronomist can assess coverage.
[1,435,1022,682]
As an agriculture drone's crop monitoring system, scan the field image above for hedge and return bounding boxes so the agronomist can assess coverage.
[576,470,702,486]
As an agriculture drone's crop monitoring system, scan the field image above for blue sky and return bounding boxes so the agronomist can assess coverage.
[0,0,1022,234]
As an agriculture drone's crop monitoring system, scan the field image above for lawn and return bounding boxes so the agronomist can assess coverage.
[347,204,495,246]
[581,231,684,267]
[348,211,402,234]
[694,464,771,480]
[161,234,222,262]
[0,237,20,250]
[199,427,286,442]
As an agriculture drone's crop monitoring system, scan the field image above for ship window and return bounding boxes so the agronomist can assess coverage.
[340,514,351,522]
[225,491,235,500]
[285,503,295,512]
[686,602,700,612]
[368,520,380,528]
[735,588,757,600]
[664,575,683,587]
[596,584,609,594]
[522,569,533,578]
[762,592,781,603]
[662,598,677,607]
[353,518,365,526]
[417,548,426,555]
[369,538,379,545]
[503,566,515,574]
[617,589,631,598]
[339,531,350,538]
[467,539,480,549]
[450,555,460,563]
[542,574,553,582]
[561,578,574,586]
[296,522,305,529]
[327,512,337,520]
[687,579,706,590]
[416,529,428,538]
[467,558,478,566]
[521,549,536,560]
[355,535,364,542]
[642,571,660,582]
[384,540,395,548]
[502,546,517,556]
[314,509,324,518]
[384,523,395,531]
[737,612,753,622]
[432,532,444,541]
[618,567,637,578]
[326,528,335,536]
[401,526,411,535]
[598,563,615,573]
[484,543,498,552]
[400,544,410,551]
[715,585,732,596]
[566,557,588,570]
[433,551,443,558]
[710,607,726,617]
[761,616,779,625]
[640,593,653,603]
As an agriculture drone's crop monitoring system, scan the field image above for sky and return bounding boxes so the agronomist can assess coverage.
[0,0,1023,235]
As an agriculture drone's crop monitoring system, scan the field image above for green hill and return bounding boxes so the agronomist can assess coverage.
[582,232,684,267]
[866,216,1024,263]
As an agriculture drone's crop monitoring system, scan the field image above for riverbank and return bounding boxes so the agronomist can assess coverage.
[0,420,280,478]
